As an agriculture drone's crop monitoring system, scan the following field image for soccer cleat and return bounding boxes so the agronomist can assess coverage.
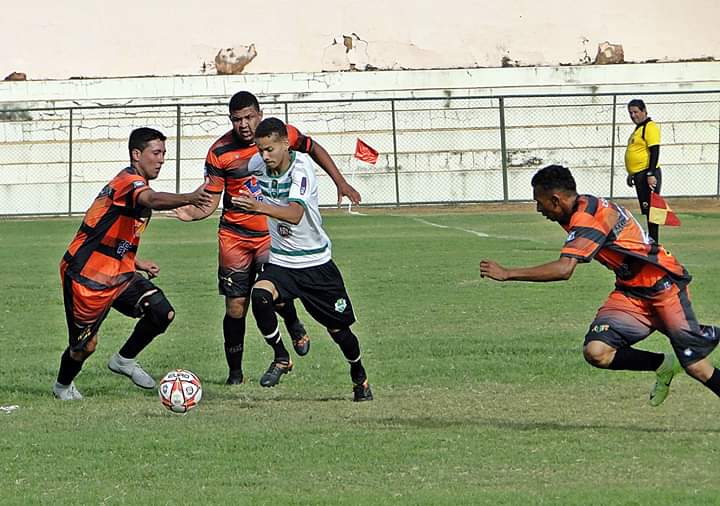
[226,370,244,386]
[352,380,374,402]
[649,353,683,407]
[259,359,293,387]
[287,320,311,357]
[108,352,156,389]
[53,381,83,401]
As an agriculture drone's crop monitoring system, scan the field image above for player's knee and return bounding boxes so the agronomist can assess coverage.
[251,287,274,307]
[329,327,352,344]
[140,290,175,333]
[685,359,712,382]
[583,342,613,368]
[226,297,249,319]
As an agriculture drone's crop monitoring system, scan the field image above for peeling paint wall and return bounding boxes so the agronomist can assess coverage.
[2,0,719,79]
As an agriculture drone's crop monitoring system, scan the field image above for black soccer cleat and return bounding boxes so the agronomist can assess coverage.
[287,320,311,357]
[352,380,374,402]
[225,370,244,386]
[259,359,293,388]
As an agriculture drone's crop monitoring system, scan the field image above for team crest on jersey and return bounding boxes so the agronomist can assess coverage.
[277,223,292,237]
[334,298,347,313]
[300,177,307,195]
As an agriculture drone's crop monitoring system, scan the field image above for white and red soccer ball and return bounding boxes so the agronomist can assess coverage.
[158,369,202,414]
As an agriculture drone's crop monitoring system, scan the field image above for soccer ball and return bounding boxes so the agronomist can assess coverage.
[158,369,202,414]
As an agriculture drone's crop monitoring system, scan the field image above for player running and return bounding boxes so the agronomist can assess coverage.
[480,164,720,406]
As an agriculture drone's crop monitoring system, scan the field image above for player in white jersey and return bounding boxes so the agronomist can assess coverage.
[232,118,373,402]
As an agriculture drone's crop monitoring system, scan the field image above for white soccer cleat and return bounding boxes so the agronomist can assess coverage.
[108,353,156,389]
[53,381,83,401]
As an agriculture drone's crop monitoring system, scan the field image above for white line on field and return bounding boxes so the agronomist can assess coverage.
[407,216,543,242]
[411,217,490,237]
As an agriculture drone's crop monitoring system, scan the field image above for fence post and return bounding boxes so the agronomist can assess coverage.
[391,99,400,206]
[68,108,73,215]
[176,105,182,193]
[499,97,508,202]
[717,98,720,197]
[284,103,289,124]
[609,95,617,198]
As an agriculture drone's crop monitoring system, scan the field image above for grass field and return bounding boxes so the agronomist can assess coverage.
[2,205,720,505]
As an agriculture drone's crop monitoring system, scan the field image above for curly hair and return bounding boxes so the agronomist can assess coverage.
[530,165,577,193]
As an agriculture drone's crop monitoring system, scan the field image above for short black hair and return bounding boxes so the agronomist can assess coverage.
[228,91,260,112]
[627,98,646,111]
[128,127,166,156]
[255,117,288,139]
[531,165,577,193]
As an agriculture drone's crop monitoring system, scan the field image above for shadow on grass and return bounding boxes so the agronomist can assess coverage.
[363,415,720,434]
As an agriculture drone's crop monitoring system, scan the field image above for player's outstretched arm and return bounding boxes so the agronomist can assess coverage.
[137,181,213,211]
[480,256,578,282]
[231,193,304,225]
[171,192,221,222]
[309,142,361,206]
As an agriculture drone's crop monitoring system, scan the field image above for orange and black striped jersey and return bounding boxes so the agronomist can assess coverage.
[61,167,151,290]
[204,124,313,238]
[560,195,690,297]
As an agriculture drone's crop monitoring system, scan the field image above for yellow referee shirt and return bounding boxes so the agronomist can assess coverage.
[624,119,660,175]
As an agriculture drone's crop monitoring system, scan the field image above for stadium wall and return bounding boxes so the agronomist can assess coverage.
[0,63,719,214]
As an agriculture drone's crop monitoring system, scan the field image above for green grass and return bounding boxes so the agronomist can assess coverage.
[2,208,720,505]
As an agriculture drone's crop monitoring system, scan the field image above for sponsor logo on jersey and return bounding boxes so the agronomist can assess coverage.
[97,185,113,199]
[591,324,610,333]
[132,180,146,189]
[116,240,133,257]
[244,178,263,201]
[300,177,307,195]
[565,231,576,243]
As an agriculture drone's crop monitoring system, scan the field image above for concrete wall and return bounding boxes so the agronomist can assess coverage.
[3,0,719,79]
[0,63,719,215]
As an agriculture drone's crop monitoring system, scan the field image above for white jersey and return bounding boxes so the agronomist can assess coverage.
[248,151,332,268]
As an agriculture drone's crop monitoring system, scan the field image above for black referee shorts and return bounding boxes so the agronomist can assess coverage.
[257,260,356,329]
[632,167,663,216]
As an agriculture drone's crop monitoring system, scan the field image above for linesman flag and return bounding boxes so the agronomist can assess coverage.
[649,192,681,226]
[354,138,379,165]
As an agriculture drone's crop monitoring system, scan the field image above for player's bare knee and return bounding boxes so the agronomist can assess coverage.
[685,359,713,382]
[583,342,613,368]
[226,297,248,318]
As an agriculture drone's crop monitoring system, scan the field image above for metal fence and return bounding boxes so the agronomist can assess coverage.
[0,90,719,216]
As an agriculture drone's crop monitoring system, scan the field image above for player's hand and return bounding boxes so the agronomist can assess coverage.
[647,175,658,191]
[135,258,160,278]
[479,260,508,281]
[626,174,635,187]
[188,179,213,208]
[231,190,260,211]
[170,205,196,222]
[337,182,361,207]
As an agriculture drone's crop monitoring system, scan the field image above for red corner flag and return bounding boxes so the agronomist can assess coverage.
[354,138,379,165]
[649,193,681,226]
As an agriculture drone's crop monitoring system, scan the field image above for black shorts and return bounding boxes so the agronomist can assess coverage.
[257,260,356,329]
[632,168,662,217]
[63,272,160,352]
